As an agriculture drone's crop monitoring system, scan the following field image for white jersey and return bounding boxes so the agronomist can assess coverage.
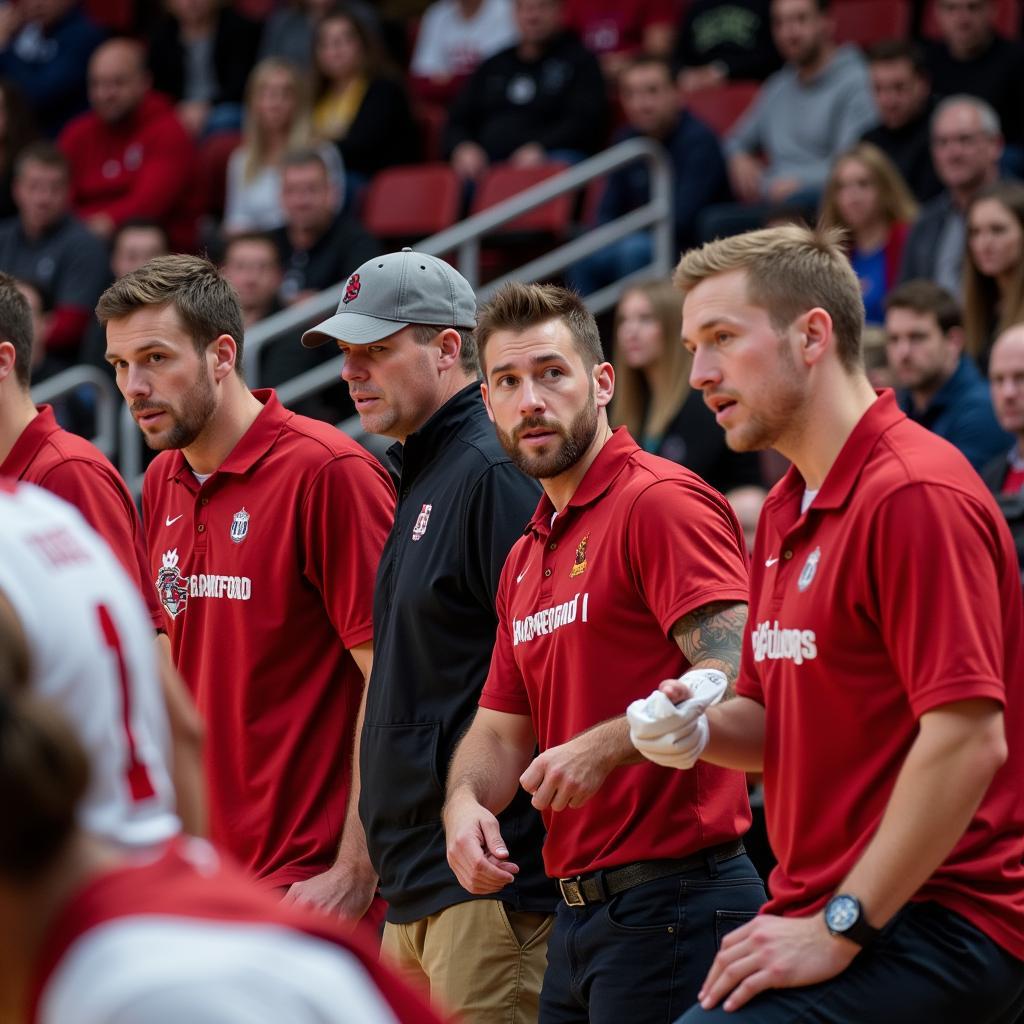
[0,481,179,846]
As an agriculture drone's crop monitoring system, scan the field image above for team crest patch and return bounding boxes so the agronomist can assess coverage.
[797,547,820,592]
[342,273,361,304]
[230,507,250,544]
[156,549,189,619]
[569,534,589,578]
[412,503,433,542]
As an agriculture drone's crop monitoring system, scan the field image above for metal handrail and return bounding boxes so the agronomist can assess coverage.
[116,136,675,492]
[31,365,120,457]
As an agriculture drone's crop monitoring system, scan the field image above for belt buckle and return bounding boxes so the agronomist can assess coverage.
[559,876,586,907]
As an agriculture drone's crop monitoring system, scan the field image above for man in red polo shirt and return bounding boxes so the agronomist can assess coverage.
[97,256,395,903]
[639,224,1024,1023]
[443,282,764,1023]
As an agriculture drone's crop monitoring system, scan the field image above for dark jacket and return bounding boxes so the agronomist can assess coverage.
[331,76,420,178]
[444,30,608,160]
[899,189,957,286]
[897,355,1013,471]
[148,8,262,107]
[599,112,730,251]
[981,451,1024,585]
[861,103,942,203]
[359,384,556,924]
[672,0,780,81]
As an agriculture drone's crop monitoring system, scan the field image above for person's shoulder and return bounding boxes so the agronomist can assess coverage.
[620,448,730,510]
[58,109,98,146]
[142,451,179,497]
[279,412,380,466]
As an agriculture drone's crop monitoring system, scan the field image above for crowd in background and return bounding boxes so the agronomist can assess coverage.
[0,0,1023,568]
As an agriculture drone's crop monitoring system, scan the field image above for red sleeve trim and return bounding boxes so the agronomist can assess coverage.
[657,587,750,640]
[908,677,1007,718]
[479,690,532,716]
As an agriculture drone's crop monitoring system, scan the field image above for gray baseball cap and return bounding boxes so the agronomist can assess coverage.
[301,248,477,348]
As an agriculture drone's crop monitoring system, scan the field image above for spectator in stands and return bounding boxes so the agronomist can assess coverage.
[923,0,1024,158]
[259,0,378,68]
[146,0,262,138]
[567,55,729,296]
[963,180,1024,368]
[409,0,518,105]
[899,94,1002,296]
[862,39,942,203]
[224,57,344,235]
[702,0,877,240]
[885,278,1011,470]
[612,279,766,501]
[271,148,377,307]
[222,229,350,423]
[563,0,675,81]
[311,7,417,191]
[983,323,1024,582]
[819,142,918,325]
[673,0,780,93]
[0,142,107,363]
[0,0,104,137]
[222,231,284,329]
[0,79,37,220]
[58,38,202,252]
[445,0,608,182]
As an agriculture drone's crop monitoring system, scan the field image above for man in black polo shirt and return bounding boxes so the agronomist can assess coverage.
[300,250,555,1022]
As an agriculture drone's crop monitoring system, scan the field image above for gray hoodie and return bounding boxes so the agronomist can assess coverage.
[725,43,878,194]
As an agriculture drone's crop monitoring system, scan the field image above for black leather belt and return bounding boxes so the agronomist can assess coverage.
[557,840,746,907]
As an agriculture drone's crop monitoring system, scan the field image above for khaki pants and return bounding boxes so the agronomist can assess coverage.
[381,899,553,1024]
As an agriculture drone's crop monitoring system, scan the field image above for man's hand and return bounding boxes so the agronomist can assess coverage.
[698,913,859,1013]
[767,176,802,202]
[445,791,519,894]
[519,731,616,811]
[283,859,378,921]
[451,141,489,180]
[728,152,764,204]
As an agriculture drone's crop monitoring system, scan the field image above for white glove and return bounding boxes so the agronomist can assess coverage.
[626,668,727,770]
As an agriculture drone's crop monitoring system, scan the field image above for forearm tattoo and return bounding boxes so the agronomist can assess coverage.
[671,601,747,690]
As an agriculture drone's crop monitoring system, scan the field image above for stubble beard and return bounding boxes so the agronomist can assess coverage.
[135,366,217,451]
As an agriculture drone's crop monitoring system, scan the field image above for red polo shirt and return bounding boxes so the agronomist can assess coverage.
[480,428,751,878]
[142,391,395,888]
[1,404,160,627]
[740,392,1024,958]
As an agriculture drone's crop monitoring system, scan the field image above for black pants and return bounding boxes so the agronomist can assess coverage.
[540,851,766,1023]
[677,901,1024,1024]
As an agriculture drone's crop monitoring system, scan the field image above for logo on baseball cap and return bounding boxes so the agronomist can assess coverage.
[301,248,477,348]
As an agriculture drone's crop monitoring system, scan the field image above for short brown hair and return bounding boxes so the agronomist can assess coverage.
[673,225,865,372]
[884,279,962,333]
[14,140,68,180]
[96,254,246,373]
[476,282,602,373]
[0,272,35,389]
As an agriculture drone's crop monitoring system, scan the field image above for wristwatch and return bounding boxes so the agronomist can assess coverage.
[824,894,881,947]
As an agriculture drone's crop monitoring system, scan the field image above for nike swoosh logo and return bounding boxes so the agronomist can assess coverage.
[165,514,183,527]
[516,566,530,584]
[764,557,779,567]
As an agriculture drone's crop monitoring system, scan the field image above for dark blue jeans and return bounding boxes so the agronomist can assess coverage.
[540,851,766,1024]
[677,901,1024,1024]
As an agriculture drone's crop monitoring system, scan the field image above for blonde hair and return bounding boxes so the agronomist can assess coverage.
[611,281,691,442]
[819,142,918,233]
[963,180,1024,358]
[240,58,316,184]
[674,225,865,371]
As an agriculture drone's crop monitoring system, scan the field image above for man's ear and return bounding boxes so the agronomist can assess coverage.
[480,380,496,423]
[437,328,461,372]
[0,341,17,384]
[210,334,238,381]
[946,326,966,354]
[594,361,614,409]
[794,307,833,367]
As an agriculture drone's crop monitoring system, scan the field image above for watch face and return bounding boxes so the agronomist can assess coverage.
[826,895,859,932]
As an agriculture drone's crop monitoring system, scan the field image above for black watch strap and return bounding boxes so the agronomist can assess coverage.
[824,894,881,948]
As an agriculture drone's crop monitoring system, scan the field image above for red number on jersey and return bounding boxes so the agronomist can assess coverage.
[97,603,157,802]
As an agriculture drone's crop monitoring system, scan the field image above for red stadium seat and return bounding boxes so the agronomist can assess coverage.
[361,164,462,242]
[832,0,911,48]
[470,162,574,235]
[922,0,1020,38]
[413,102,448,163]
[685,82,759,137]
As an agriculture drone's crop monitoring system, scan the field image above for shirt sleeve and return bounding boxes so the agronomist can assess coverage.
[479,566,533,716]
[870,483,1010,717]
[625,478,750,639]
[301,453,396,650]
[461,461,540,613]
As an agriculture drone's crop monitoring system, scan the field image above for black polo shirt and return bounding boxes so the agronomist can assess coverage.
[359,383,557,924]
